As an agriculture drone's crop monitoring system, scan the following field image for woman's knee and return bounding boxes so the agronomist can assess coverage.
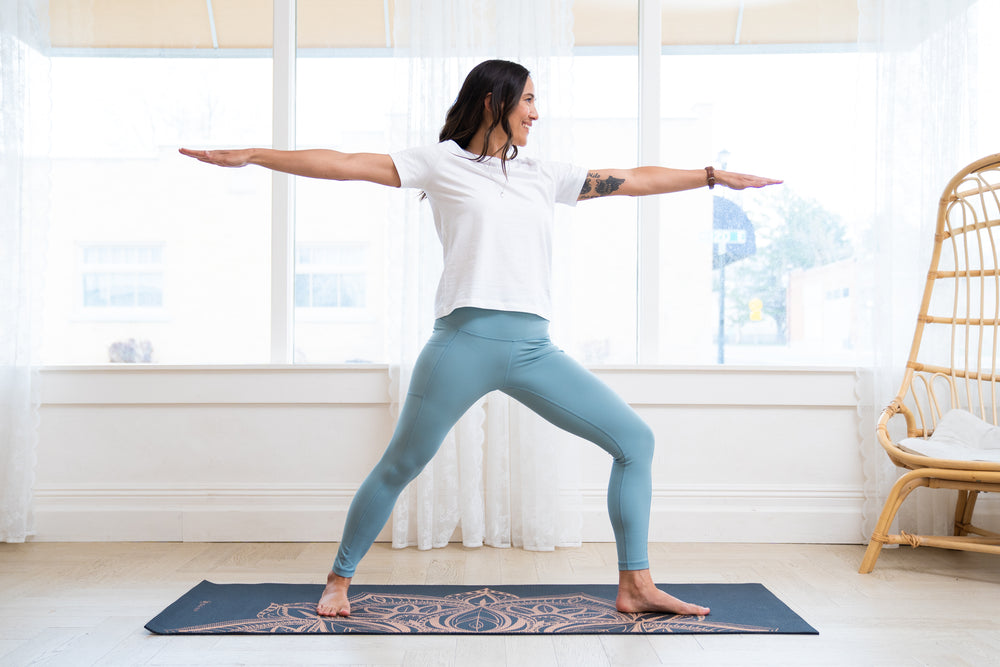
[377,398,450,487]
[616,418,655,466]
[374,426,442,487]
[374,450,430,488]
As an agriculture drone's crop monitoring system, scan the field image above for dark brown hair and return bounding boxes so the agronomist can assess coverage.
[439,59,530,175]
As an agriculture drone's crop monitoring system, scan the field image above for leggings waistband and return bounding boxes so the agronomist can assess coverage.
[437,307,550,341]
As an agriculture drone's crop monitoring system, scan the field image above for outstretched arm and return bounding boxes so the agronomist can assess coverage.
[578,166,780,201]
[178,148,401,187]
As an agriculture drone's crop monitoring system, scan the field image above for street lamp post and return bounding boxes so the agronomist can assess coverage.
[716,150,729,365]
[718,257,727,364]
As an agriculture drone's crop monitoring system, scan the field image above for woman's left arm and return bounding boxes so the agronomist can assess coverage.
[578,166,781,201]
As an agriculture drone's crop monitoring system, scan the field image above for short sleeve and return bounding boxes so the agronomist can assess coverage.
[390,144,443,191]
[543,161,588,206]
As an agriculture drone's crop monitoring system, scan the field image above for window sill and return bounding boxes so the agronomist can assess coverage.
[38,364,861,408]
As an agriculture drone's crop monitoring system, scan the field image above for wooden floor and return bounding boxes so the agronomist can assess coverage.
[1,541,998,666]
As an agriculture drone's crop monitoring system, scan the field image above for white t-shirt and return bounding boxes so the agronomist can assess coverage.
[390,140,587,320]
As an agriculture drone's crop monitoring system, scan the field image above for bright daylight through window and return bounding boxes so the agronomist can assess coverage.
[37,0,871,367]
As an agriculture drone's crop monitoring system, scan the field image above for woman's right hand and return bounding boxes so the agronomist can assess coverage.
[178,147,254,168]
[177,147,401,187]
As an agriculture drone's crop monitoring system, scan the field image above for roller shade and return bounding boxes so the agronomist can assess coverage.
[49,0,858,50]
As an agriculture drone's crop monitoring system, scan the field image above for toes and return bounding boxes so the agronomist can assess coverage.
[317,597,351,617]
[677,602,710,616]
[616,591,711,616]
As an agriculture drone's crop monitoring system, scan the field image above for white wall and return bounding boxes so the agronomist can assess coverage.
[34,366,868,543]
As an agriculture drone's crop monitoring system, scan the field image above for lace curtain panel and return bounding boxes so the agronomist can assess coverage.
[386,0,582,553]
[1,0,49,543]
[856,0,991,540]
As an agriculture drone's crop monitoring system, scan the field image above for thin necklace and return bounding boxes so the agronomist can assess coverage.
[463,143,511,197]
[484,157,509,197]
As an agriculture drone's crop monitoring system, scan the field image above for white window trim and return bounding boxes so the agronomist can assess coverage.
[637,0,661,363]
[271,0,296,363]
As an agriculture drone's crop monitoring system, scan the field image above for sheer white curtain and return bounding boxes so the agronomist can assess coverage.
[1,0,49,543]
[856,0,988,540]
[386,0,582,553]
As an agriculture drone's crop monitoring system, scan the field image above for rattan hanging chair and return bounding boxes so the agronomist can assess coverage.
[860,153,1000,574]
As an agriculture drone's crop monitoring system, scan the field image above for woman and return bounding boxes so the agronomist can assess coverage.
[181,59,781,619]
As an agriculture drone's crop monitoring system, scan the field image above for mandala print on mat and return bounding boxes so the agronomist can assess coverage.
[171,587,777,634]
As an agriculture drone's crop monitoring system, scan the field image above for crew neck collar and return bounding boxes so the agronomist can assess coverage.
[445,139,519,163]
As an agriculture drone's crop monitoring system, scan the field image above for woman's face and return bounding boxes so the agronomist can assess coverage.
[506,77,538,147]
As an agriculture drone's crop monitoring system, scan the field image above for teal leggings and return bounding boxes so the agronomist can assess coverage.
[332,307,654,576]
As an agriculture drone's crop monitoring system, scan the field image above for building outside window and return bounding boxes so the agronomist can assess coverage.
[294,244,368,310]
[81,244,164,311]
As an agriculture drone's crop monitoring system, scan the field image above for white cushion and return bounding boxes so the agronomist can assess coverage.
[898,409,1000,462]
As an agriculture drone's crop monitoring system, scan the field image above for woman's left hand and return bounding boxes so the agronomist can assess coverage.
[718,171,783,190]
[179,147,254,168]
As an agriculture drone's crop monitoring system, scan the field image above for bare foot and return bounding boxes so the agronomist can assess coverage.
[616,569,710,616]
[317,570,352,617]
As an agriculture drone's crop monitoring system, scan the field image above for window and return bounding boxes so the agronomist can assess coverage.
[293,242,378,363]
[295,244,368,309]
[80,245,164,311]
[39,0,877,366]
[552,53,639,365]
[292,48,393,363]
[40,0,273,365]
[658,49,870,365]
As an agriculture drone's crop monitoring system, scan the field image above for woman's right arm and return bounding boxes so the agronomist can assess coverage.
[178,148,401,187]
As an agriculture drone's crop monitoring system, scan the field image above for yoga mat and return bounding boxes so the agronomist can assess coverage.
[146,582,817,635]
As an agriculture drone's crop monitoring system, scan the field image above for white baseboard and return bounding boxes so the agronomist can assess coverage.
[582,484,867,544]
[31,482,875,543]
[31,484,365,542]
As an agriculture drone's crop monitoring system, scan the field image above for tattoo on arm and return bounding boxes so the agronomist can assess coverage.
[579,171,625,200]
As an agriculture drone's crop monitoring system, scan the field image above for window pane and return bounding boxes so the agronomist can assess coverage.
[311,274,341,308]
[294,274,311,308]
[659,50,871,365]
[293,50,393,364]
[340,274,366,308]
[108,279,135,308]
[551,54,639,365]
[135,273,164,308]
[40,4,273,364]
[82,274,109,308]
